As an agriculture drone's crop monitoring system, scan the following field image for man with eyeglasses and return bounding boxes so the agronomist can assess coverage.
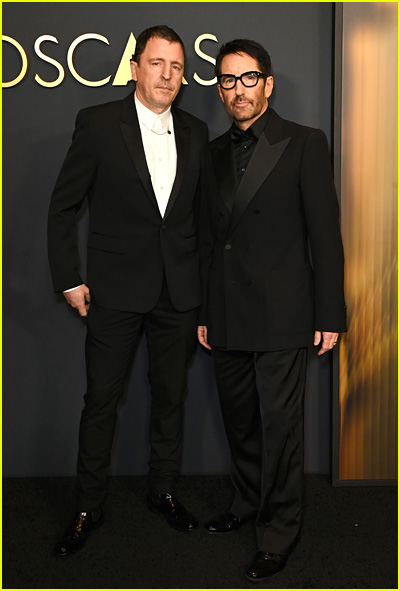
[198,39,346,580]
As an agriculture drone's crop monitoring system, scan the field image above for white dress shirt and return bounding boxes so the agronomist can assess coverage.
[64,93,177,294]
[134,93,177,218]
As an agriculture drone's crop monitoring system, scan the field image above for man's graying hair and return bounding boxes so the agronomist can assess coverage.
[132,25,186,63]
[215,39,272,77]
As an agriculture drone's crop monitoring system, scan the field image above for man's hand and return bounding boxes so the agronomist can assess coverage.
[198,325,211,350]
[63,284,91,317]
[314,330,339,356]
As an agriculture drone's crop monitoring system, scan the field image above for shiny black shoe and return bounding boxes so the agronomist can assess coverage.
[148,493,198,531]
[245,551,288,581]
[53,509,104,556]
[204,511,243,534]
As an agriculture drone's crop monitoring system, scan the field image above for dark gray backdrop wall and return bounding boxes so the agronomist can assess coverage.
[3,2,335,477]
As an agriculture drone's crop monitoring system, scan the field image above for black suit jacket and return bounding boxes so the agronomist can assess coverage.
[200,108,346,351]
[48,92,208,313]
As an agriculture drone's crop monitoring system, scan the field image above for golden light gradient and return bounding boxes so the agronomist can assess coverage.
[338,3,397,480]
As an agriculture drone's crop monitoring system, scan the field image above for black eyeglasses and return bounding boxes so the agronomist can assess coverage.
[217,71,267,90]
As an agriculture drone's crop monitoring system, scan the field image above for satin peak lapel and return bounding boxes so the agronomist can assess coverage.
[228,132,291,234]
[163,119,190,220]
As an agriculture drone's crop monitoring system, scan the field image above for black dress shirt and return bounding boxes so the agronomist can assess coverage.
[230,108,272,184]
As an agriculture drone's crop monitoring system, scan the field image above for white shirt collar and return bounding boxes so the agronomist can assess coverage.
[134,92,171,134]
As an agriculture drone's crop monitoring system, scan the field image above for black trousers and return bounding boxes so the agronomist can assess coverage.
[76,280,198,511]
[212,347,307,555]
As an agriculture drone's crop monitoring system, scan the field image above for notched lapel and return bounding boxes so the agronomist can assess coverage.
[163,121,190,220]
[119,98,159,213]
[228,133,291,234]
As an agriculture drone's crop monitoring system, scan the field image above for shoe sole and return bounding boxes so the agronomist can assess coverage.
[169,523,198,531]
[245,564,285,582]
[245,569,284,582]
[148,503,198,531]
[204,527,241,534]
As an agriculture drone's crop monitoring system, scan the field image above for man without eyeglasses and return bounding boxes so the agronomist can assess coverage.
[198,39,346,580]
[48,25,208,556]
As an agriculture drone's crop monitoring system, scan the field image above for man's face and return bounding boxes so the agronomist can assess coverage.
[218,52,273,129]
[130,37,184,114]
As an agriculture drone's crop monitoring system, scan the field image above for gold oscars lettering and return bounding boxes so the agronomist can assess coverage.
[34,35,65,87]
[2,36,28,87]
[193,34,218,86]
[2,32,218,88]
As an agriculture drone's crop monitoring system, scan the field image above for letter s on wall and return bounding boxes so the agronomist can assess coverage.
[34,36,65,87]
[193,33,218,86]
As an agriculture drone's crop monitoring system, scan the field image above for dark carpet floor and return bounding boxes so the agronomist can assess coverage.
[2,474,397,589]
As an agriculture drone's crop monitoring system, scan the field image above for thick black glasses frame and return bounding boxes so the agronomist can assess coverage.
[217,71,267,89]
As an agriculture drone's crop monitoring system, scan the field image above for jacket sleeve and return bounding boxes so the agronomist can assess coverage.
[47,109,98,292]
[300,128,347,332]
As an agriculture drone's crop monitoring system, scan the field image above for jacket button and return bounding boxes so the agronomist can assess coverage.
[225,244,231,250]
[253,209,261,214]
[246,280,253,286]
[161,225,167,231]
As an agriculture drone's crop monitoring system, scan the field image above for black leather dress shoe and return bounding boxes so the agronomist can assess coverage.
[204,511,242,534]
[53,509,104,556]
[245,551,288,580]
[148,493,198,531]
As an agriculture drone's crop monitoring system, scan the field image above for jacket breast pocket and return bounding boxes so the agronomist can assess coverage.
[87,233,126,254]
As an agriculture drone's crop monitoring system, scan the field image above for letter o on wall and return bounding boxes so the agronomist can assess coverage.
[2,35,28,87]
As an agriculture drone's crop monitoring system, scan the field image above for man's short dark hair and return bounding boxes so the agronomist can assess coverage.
[132,25,186,63]
[215,39,272,77]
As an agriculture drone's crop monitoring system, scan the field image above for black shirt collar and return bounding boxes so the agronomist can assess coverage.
[230,106,271,140]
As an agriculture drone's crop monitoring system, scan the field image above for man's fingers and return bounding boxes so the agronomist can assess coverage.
[314,331,321,346]
[64,284,91,317]
[197,326,211,350]
[83,287,91,315]
[78,304,88,317]
[317,332,339,356]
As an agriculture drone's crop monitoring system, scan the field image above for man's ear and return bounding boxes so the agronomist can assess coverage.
[217,85,225,103]
[265,76,274,99]
[130,60,137,82]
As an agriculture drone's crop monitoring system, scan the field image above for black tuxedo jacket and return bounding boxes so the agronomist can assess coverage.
[200,108,346,351]
[48,92,208,313]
